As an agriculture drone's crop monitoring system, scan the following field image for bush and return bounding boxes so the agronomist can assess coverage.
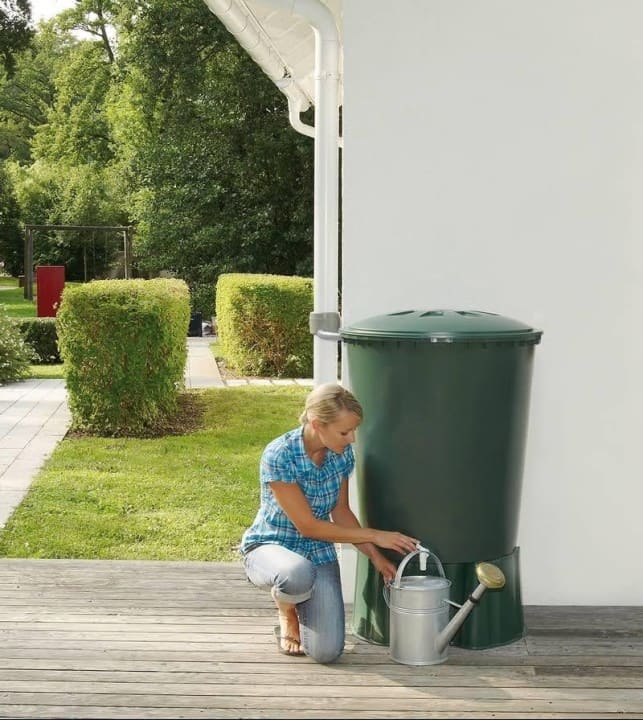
[16,317,61,364]
[0,306,33,384]
[216,273,313,377]
[56,278,191,436]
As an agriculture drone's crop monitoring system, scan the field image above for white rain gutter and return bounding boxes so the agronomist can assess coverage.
[203,0,342,385]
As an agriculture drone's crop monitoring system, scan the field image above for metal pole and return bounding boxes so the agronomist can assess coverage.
[23,229,28,300]
[25,229,33,301]
[123,230,129,279]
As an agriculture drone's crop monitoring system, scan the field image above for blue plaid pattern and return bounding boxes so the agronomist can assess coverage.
[240,425,355,565]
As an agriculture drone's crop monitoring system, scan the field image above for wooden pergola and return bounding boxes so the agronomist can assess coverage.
[23,224,133,300]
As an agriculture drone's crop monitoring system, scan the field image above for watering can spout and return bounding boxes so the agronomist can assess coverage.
[435,562,506,653]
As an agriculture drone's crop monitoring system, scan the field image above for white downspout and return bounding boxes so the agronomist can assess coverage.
[298,0,341,386]
[287,96,343,148]
[286,96,315,140]
[203,0,342,386]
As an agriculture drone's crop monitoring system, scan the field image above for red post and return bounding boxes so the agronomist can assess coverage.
[36,265,65,317]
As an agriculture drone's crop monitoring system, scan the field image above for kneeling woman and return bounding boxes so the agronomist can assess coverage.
[240,382,419,663]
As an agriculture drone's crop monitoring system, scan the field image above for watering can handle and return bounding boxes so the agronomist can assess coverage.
[392,544,446,589]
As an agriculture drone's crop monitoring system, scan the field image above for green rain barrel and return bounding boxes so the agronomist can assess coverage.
[342,309,542,649]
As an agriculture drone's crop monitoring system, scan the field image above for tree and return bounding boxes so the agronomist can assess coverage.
[6,11,124,280]
[2,0,315,306]
[109,0,314,316]
[8,158,125,281]
[0,161,22,274]
[55,0,117,63]
[0,0,33,77]
[0,24,69,162]
[32,40,114,164]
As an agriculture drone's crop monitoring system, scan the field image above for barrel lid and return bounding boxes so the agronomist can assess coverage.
[340,309,543,344]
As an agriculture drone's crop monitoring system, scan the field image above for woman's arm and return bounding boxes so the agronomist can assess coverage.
[269,479,418,558]
[330,480,401,582]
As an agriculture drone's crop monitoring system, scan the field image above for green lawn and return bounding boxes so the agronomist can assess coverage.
[0,385,308,560]
[28,364,65,379]
[0,286,37,318]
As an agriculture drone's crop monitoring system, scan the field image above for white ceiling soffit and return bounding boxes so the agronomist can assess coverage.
[203,0,343,109]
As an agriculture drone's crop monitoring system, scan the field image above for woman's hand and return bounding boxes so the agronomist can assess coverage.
[371,552,398,584]
[372,529,419,556]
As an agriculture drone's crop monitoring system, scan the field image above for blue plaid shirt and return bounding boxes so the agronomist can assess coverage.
[240,425,355,565]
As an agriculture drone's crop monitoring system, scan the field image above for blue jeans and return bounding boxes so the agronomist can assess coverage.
[242,544,345,663]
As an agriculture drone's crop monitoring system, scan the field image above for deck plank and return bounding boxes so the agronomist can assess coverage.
[0,559,641,719]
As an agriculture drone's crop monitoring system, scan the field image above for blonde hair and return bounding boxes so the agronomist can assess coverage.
[299,383,363,425]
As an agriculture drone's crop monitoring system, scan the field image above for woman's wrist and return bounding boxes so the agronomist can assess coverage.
[354,539,378,559]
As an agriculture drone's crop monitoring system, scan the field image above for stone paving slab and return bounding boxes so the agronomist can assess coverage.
[0,378,70,528]
[182,336,225,389]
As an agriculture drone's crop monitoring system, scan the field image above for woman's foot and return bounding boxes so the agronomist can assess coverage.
[271,587,304,656]
[273,624,304,656]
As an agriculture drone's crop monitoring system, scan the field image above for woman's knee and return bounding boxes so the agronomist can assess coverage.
[305,634,344,664]
[273,555,316,600]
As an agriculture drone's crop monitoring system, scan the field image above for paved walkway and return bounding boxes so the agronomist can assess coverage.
[0,379,69,529]
[0,337,312,528]
[182,336,314,389]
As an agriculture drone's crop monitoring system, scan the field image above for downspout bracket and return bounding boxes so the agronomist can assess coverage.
[309,311,340,335]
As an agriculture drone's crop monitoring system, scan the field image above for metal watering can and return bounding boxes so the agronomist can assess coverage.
[383,544,506,665]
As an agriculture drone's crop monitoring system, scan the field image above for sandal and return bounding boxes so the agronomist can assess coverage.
[273,625,305,656]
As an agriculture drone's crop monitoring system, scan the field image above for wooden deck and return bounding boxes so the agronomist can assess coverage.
[0,560,641,719]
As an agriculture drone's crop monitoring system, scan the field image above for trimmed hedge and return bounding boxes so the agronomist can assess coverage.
[56,278,190,436]
[15,317,61,364]
[216,273,313,378]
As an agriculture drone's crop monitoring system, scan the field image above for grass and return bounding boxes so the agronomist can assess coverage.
[0,286,38,318]
[0,385,308,560]
[28,364,65,379]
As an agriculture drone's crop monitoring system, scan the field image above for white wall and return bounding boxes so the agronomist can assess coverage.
[341,0,643,604]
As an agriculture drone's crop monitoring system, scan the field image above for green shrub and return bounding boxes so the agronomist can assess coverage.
[56,279,190,436]
[216,273,313,378]
[0,306,33,384]
[16,317,61,364]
